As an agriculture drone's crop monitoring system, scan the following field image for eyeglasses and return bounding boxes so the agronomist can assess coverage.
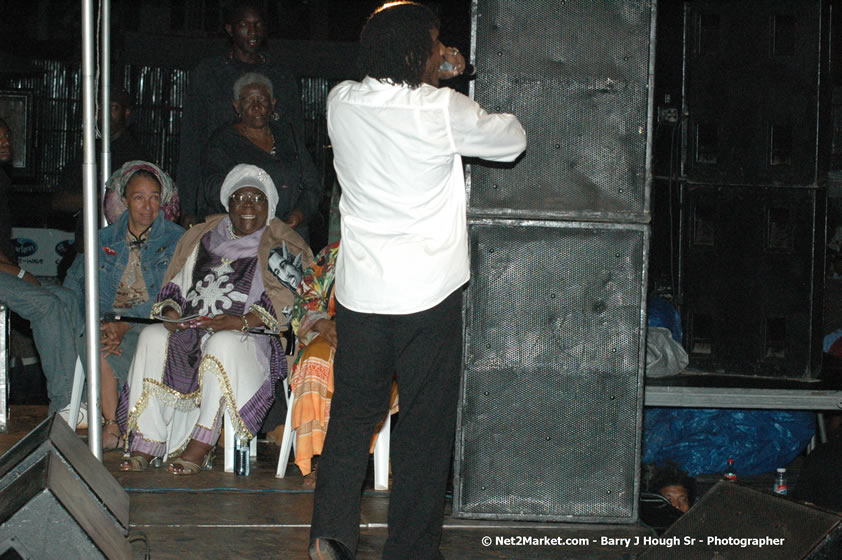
[230,192,268,206]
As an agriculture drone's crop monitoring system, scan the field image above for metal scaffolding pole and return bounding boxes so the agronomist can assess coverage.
[81,0,102,459]
[100,0,111,213]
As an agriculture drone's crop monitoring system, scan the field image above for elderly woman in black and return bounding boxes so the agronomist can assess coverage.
[200,72,322,240]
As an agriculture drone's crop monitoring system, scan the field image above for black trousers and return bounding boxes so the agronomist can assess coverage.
[310,289,464,559]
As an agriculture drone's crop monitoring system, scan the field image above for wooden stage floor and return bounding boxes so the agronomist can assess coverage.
[2,406,652,559]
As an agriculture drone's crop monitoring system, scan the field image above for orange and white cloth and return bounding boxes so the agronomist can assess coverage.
[290,241,398,476]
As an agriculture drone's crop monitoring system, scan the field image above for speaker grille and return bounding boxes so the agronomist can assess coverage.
[453,221,648,521]
[469,0,655,220]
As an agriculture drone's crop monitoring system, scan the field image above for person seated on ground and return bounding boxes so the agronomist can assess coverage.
[63,161,184,450]
[638,461,695,533]
[643,461,695,513]
[117,164,312,474]
[288,240,398,487]
[199,72,322,241]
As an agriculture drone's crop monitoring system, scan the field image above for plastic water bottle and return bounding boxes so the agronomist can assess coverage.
[234,435,251,476]
[723,458,737,481]
[773,467,788,495]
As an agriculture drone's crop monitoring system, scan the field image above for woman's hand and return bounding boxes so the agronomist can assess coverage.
[313,318,338,348]
[438,46,466,81]
[284,208,304,229]
[163,309,185,333]
[100,321,132,356]
[193,314,242,333]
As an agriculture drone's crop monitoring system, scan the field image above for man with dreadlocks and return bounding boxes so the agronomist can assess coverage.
[308,2,526,559]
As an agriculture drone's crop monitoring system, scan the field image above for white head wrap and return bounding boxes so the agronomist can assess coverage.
[219,163,279,219]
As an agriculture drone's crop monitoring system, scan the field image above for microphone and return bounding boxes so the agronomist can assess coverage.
[440,61,477,79]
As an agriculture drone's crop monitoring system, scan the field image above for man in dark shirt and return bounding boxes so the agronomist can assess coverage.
[176,1,307,227]
[54,87,150,214]
[0,118,14,263]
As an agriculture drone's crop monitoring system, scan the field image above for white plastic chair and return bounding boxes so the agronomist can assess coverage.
[66,356,86,428]
[276,379,392,491]
[223,372,296,472]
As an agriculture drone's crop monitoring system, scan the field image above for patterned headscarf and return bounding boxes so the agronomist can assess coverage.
[107,160,175,201]
[104,160,180,224]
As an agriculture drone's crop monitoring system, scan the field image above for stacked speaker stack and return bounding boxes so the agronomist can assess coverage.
[678,0,831,378]
[453,0,656,522]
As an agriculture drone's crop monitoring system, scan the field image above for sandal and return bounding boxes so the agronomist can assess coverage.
[120,455,151,472]
[168,447,216,476]
[102,419,125,452]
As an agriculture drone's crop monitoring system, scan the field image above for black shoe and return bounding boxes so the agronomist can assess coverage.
[309,537,353,560]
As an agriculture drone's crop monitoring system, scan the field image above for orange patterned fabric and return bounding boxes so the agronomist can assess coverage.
[290,241,398,476]
[290,336,398,476]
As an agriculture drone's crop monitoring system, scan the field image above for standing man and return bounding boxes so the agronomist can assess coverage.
[0,118,14,262]
[176,1,308,228]
[308,3,526,559]
[55,86,151,209]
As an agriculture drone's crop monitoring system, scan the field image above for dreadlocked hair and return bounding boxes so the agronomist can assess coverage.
[358,2,441,89]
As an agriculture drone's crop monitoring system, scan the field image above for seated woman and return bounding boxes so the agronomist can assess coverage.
[199,72,322,239]
[289,241,397,483]
[117,164,312,473]
[103,160,181,224]
[63,160,184,449]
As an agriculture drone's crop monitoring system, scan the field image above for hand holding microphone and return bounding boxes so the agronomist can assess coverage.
[439,47,476,80]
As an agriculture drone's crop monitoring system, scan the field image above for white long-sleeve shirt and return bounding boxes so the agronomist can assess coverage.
[329,77,527,314]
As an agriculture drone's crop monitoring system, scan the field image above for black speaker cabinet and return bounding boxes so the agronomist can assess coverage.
[681,0,832,186]
[453,220,649,522]
[0,452,130,559]
[639,482,842,559]
[679,184,826,378]
[0,414,129,533]
[468,0,655,222]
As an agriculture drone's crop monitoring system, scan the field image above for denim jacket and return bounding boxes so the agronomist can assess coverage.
[63,211,185,318]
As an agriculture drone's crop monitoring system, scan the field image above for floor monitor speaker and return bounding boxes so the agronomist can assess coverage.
[0,452,131,559]
[0,414,129,531]
[639,481,842,559]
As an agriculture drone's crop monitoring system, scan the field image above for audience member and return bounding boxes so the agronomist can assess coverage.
[117,164,311,474]
[0,248,83,420]
[289,240,398,486]
[200,72,321,238]
[63,161,184,449]
[54,86,151,215]
[0,117,83,421]
[176,1,307,227]
[644,461,695,513]
[0,118,13,262]
[104,160,181,225]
